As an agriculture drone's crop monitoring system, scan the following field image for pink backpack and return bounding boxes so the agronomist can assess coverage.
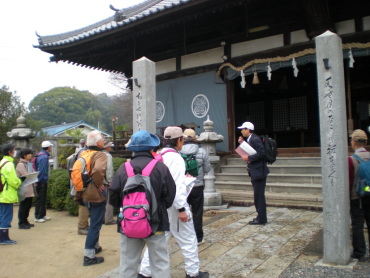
[154,149,178,162]
[121,159,159,238]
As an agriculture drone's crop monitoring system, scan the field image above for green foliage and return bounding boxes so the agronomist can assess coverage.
[109,93,133,133]
[113,157,126,172]
[65,193,79,216]
[0,85,27,144]
[28,87,108,129]
[58,146,76,169]
[47,169,70,211]
[26,86,133,137]
[65,128,84,139]
[116,124,131,131]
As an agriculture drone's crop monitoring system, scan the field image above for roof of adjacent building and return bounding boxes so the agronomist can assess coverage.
[41,120,111,137]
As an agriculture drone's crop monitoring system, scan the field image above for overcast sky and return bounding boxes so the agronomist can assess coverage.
[0,0,146,106]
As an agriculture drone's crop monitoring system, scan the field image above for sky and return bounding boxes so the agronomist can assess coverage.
[0,0,146,106]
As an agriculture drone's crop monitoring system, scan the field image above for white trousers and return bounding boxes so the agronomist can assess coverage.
[139,205,200,277]
[120,233,170,278]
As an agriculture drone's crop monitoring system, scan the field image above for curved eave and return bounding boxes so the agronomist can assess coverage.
[50,58,122,74]
[34,0,192,50]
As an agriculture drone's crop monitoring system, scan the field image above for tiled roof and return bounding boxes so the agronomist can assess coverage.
[36,0,192,48]
[41,121,111,137]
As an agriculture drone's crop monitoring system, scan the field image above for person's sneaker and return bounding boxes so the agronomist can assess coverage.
[137,274,152,278]
[19,224,31,229]
[83,256,104,266]
[351,254,366,262]
[78,227,89,235]
[95,246,102,254]
[34,218,46,223]
[43,216,51,221]
[104,220,116,225]
[0,239,17,245]
[197,239,205,246]
[186,271,209,278]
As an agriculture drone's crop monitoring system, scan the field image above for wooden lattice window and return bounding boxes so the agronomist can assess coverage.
[235,103,249,125]
[249,102,265,129]
[273,99,289,131]
[273,97,307,131]
[289,97,308,129]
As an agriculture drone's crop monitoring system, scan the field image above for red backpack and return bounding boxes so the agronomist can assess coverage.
[31,152,47,172]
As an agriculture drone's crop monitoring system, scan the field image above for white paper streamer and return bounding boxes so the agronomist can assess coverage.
[292,57,299,77]
[240,70,246,88]
[349,48,355,68]
[267,62,272,80]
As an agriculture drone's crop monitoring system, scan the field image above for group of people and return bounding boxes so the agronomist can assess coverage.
[68,128,212,277]
[106,126,212,278]
[0,140,52,245]
[1,121,369,273]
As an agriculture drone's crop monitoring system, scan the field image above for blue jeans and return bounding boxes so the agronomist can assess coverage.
[0,203,13,228]
[84,191,106,257]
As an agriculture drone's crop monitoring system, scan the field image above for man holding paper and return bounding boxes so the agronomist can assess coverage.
[237,122,269,225]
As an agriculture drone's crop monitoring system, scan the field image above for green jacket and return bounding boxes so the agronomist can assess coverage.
[0,156,21,203]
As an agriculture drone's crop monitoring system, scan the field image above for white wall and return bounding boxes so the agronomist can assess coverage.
[335,19,355,35]
[232,34,284,57]
[181,47,223,69]
[156,58,176,75]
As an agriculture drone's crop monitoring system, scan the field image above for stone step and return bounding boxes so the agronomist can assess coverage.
[215,180,322,194]
[215,172,322,184]
[226,157,322,166]
[220,164,322,174]
[218,190,323,210]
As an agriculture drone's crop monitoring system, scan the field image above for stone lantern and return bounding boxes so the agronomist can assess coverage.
[6,115,36,149]
[197,115,225,207]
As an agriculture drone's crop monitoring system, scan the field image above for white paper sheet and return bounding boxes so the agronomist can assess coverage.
[20,172,39,187]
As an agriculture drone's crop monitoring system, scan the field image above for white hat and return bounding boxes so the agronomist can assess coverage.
[41,141,53,148]
[237,122,254,130]
[164,126,184,139]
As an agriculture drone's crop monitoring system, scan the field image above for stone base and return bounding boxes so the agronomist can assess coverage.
[204,191,223,206]
[315,258,358,270]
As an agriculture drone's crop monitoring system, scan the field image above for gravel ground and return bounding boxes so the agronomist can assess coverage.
[279,230,370,278]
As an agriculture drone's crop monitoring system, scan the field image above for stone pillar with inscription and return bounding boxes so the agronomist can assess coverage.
[132,57,156,134]
[315,31,351,265]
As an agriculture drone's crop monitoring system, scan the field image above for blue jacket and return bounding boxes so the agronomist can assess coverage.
[36,150,50,183]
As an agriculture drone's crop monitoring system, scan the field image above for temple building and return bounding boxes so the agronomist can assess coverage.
[35,0,370,152]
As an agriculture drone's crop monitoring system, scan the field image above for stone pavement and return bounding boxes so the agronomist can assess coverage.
[99,206,324,278]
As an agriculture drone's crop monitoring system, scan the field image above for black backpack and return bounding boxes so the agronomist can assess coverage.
[260,135,278,164]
